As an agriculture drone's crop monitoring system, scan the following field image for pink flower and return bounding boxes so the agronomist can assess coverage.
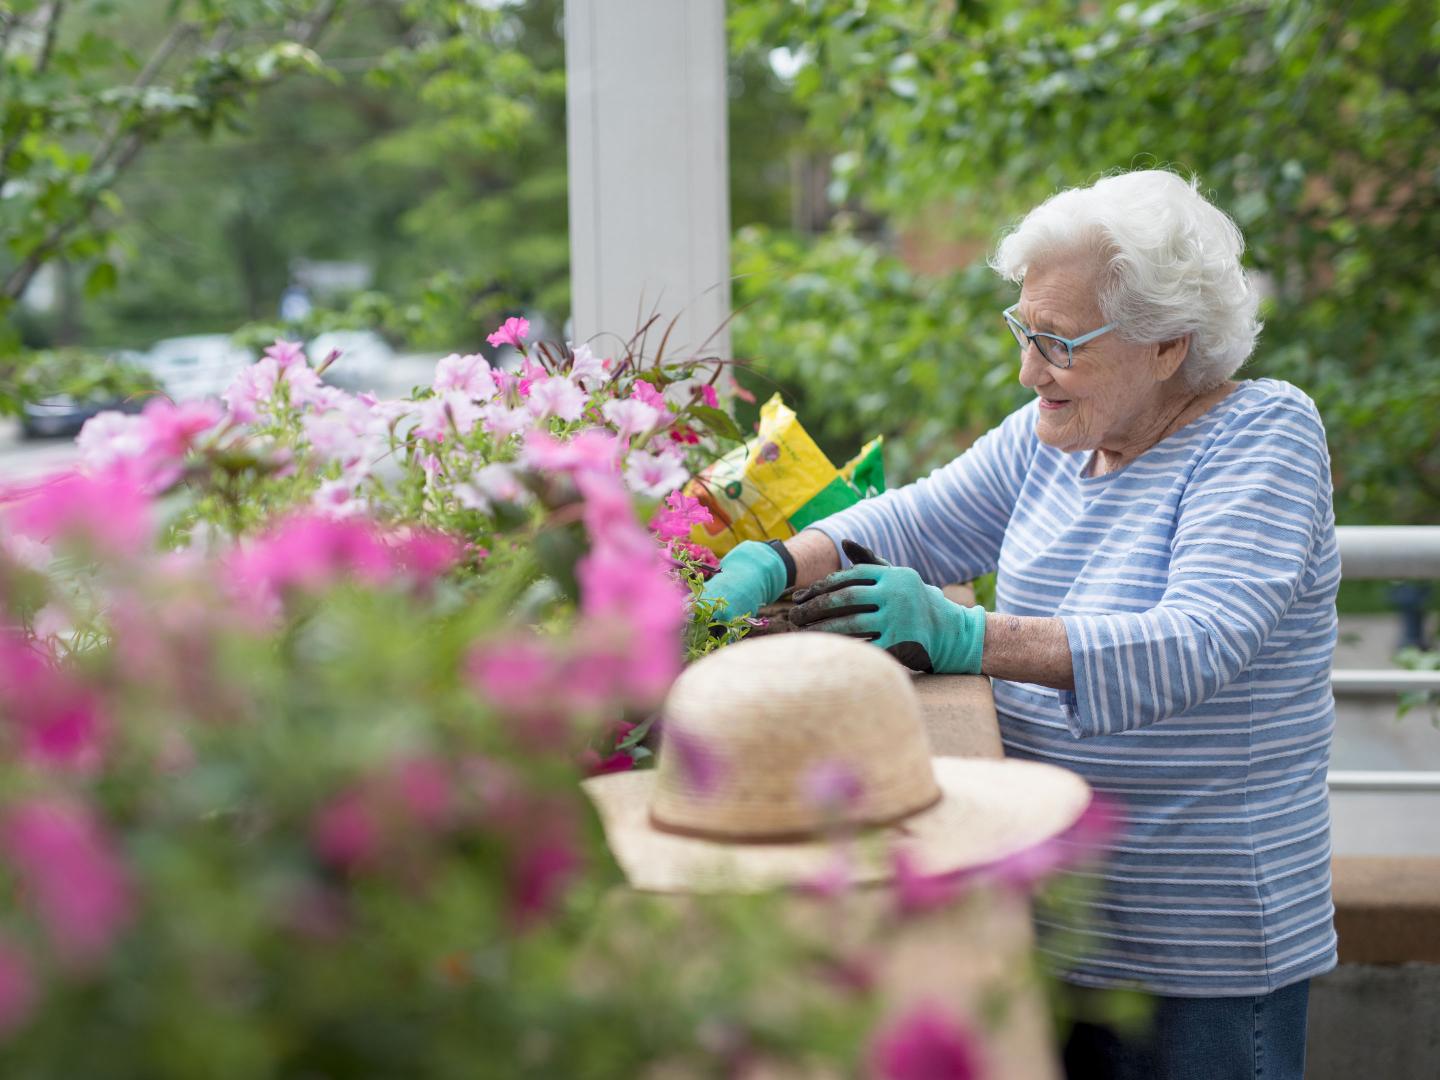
[579,748,636,776]
[673,540,719,568]
[393,756,454,828]
[6,469,151,557]
[311,790,378,870]
[569,343,609,389]
[802,760,864,814]
[223,514,395,612]
[141,397,223,459]
[521,429,621,475]
[389,528,463,582]
[466,638,558,714]
[264,339,307,368]
[631,380,667,411]
[433,353,498,400]
[700,383,719,408]
[510,838,580,926]
[650,490,713,541]
[1,798,134,967]
[600,397,665,439]
[76,411,148,472]
[660,724,727,795]
[414,392,479,442]
[0,937,35,1039]
[456,463,529,514]
[891,849,969,916]
[525,375,588,422]
[868,1004,984,1080]
[516,358,548,398]
[486,316,531,349]
[223,357,280,423]
[624,447,690,497]
[481,400,531,442]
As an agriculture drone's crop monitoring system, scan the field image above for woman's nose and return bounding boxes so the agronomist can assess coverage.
[1017,342,1053,389]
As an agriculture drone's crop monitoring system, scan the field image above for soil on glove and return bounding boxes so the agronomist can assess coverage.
[749,600,804,636]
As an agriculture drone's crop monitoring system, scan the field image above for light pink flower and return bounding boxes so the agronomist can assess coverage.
[302,410,369,468]
[414,392,479,443]
[481,400,531,442]
[433,353,498,400]
[6,469,151,557]
[223,357,280,423]
[265,339,307,368]
[624,447,690,497]
[76,411,148,472]
[456,463,529,514]
[0,937,35,1039]
[141,398,223,459]
[281,362,325,409]
[600,396,666,438]
[486,316,531,349]
[568,343,609,389]
[525,375,588,422]
[1,798,134,967]
[868,1004,984,1080]
[650,491,713,541]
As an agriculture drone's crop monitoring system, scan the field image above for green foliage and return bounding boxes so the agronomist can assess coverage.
[0,345,160,416]
[729,0,1440,523]
[732,224,1025,484]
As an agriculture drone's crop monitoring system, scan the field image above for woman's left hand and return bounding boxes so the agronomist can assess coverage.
[789,544,986,674]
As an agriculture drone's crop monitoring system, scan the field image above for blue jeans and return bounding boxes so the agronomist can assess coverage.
[1060,979,1310,1080]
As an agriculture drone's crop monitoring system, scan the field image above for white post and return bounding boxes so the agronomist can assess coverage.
[564,0,731,363]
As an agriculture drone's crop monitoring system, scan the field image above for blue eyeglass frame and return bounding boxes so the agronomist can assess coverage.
[1002,303,1117,369]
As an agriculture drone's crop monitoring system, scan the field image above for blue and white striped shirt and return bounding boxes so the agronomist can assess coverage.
[811,378,1339,996]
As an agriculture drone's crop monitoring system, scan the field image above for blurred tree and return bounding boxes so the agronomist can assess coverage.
[727,0,1440,523]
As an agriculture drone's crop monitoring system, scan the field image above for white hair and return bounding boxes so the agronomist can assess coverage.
[988,170,1262,390]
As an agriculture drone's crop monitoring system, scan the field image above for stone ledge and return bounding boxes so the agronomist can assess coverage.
[1332,855,1440,965]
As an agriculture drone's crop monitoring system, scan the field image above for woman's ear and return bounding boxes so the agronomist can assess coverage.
[1156,334,1191,380]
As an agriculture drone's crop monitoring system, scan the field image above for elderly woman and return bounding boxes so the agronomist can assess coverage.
[702,170,1337,1080]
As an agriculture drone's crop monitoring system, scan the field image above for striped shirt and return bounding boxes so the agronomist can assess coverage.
[810,378,1339,996]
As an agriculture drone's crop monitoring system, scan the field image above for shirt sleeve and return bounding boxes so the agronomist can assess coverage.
[806,401,1038,586]
[1058,394,1334,739]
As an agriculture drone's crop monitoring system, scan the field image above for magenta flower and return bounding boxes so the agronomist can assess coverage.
[486,316,531,349]
[579,748,636,776]
[510,838,581,926]
[650,491,713,541]
[700,383,719,408]
[311,790,379,870]
[432,352,498,400]
[631,379,667,412]
[1,798,134,967]
[6,469,152,556]
[0,630,108,772]
[0,937,35,1039]
[390,528,464,582]
[891,849,969,916]
[223,514,395,613]
[868,1004,984,1080]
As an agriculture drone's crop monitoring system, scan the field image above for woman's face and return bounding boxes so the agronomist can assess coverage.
[1014,254,1182,455]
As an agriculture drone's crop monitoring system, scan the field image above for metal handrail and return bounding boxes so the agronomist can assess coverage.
[1335,526,1440,579]
[1332,670,1440,694]
[1328,771,1440,793]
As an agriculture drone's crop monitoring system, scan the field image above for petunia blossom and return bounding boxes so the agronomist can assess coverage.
[631,379,667,412]
[0,798,134,967]
[867,1004,984,1080]
[223,356,281,423]
[525,375,588,422]
[6,469,152,557]
[521,429,621,475]
[0,629,108,772]
[700,383,719,408]
[568,342,609,389]
[433,352,498,400]
[76,411,149,472]
[264,339,307,369]
[486,316,531,349]
[624,446,690,498]
[600,396,666,439]
[650,490,713,541]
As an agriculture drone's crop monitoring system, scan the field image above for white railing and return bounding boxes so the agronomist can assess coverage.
[1329,526,1440,796]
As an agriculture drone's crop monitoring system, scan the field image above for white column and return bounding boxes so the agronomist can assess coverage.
[565,0,731,362]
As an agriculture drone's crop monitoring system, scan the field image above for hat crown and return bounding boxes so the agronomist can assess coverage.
[651,633,940,840]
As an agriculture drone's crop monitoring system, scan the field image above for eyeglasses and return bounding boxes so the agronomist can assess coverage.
[1002,304,1117,369]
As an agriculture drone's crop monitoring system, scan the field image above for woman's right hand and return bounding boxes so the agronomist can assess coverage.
[698,541,789,621]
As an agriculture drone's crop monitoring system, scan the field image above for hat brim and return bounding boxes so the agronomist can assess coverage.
[583,757,1093,895]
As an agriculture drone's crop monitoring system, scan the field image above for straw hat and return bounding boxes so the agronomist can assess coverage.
[583,633,1091,893]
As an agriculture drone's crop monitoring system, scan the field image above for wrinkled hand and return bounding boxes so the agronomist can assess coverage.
[699,540,789,622]
[789,540,986,674]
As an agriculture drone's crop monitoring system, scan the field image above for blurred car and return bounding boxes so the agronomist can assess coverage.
[309,329,395,393]
[140,334,254,403]
[20,349,151,439]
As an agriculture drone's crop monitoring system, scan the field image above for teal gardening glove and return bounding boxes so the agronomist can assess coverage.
[699,540,790,621]
[789,540,986,674]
